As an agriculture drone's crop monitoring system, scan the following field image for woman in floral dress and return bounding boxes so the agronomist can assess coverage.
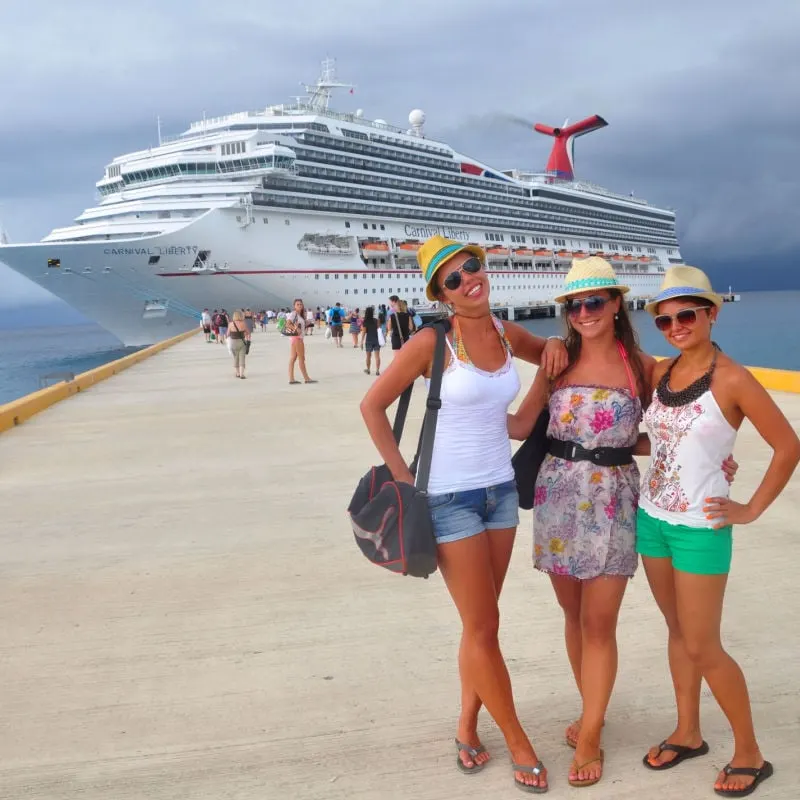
[509,258,655,788]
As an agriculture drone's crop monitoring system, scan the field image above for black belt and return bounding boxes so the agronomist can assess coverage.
[548,439,634,467]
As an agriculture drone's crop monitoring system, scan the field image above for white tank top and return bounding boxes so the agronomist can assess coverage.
[426,326,521,495]
[640,388,737,527]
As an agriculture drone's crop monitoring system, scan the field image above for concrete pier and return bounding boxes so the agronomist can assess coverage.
[1,330,798,799]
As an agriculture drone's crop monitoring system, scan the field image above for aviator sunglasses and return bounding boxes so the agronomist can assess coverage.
[442,256,483,291]
[654,306,710,332]
[564,294,610,317]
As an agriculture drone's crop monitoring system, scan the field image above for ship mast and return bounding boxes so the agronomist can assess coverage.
[302,58,353,111]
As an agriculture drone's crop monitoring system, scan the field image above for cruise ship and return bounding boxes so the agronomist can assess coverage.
[0,60,683,345]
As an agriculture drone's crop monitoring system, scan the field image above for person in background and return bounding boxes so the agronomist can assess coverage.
[348,307,362,348]
[328,302,345,348]
[200,308,212,342]
[389,299,415,351]
[306,307,316,335]
[316,307,323,328]
[361,306,381,376]
[218,309,229,344]
[227,309,251,379]
[211,309,220,342]
[638,266,799,797]
[244,308,255,337]
[286,298,317,385]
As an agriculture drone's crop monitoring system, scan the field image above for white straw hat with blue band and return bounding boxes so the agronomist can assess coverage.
[645,265,724,315]
[554,257,630,304]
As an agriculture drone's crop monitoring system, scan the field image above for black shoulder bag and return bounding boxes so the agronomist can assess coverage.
[511,404,551,511]
[348,320,449,578]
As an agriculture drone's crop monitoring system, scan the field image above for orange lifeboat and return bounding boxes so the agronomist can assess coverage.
[513,247,535,257]
[638,256,650,263]
[486,246,510,256]
[396,240,421,252]
[534,249,553,257]
[361,240,390,252]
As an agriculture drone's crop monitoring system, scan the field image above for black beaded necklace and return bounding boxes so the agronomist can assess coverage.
[656,344,719,407]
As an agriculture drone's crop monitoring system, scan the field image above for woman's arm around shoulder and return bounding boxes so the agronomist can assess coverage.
[508,364,550,440]
[359,327,439,485]
[503,321,568,377]
[704,361,800,527]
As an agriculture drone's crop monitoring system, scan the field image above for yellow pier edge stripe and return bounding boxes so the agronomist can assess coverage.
[652,357,800,393]
[0,328,198,435]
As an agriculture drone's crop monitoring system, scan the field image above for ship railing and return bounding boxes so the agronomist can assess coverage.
[507,171,654,206]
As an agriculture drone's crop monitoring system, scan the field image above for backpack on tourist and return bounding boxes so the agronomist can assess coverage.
[347,320,449,578]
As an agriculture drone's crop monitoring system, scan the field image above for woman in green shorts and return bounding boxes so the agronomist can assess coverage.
[637,266,800,796]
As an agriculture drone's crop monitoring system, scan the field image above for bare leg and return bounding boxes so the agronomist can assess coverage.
[550,576,584,745]
[296,340,311,381]
[456,528,516,770]
[642,556,704,766]
[364,351,371,374]
[288,343,297,382]
[374,350,381,374]
[438,531,546,790]
[673,571,764,794]
[570,575,628,784]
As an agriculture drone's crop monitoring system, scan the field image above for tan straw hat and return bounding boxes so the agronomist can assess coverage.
[644,265,724,315]
[553,256,631,304]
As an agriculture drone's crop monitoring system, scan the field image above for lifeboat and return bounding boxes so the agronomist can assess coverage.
[638,256,650,263]
[555,249,573,260]
[396,240,421,252]
[534,249,553,257]
[486,246,510,256]
[360,240,390,252]
[623,255,636,262]
[513,247,535,257]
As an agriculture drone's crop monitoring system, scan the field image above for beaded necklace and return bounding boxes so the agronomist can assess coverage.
[656,343,719,407]
[452,316,512,366]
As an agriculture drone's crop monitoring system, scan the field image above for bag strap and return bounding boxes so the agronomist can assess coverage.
[616,339,637,397]
[392,383,413,444]
[413,321,448,492]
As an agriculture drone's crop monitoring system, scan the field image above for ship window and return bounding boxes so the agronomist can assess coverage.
[380,224,385,230]
[263,217,268,223]
[363,223,368,229]
[285,219,290,225]
[372,224,377,230]
[325,274,330,279]
[47,258,61,268]
[345,221,351,228]
[315,274,319,280]
[148,256,161,265]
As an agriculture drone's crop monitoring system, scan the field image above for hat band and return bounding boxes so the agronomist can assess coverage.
[561,276,620,295]
[653,285,714,302]
[424,242,466,283]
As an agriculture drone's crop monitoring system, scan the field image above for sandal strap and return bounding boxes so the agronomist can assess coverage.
[573,756,602,771]
[658,741,695,755]
[722,764,763,778]
[455,739,486,758]
[512,761,544,776]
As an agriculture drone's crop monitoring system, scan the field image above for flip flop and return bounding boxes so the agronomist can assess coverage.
[643,739,709,770]
[304,379,318,384]
[714,761,773,797]
[454,738,487,775]
[568,749,604,788]
[511,761,548,794]
[289,380,300,384]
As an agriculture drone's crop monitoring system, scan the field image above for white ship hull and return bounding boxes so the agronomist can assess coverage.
[0,207,665,345]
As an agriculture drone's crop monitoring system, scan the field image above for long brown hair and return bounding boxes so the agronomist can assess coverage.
[562,290,648,406]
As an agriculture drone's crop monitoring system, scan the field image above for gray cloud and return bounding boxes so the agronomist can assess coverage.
[1,0,799,302]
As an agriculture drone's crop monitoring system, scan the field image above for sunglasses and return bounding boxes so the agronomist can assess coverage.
[564,294,609,317]
[654,306,710,332]
[442,256,483,291]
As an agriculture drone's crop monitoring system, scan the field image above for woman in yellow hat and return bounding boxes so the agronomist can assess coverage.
[637,266,799,796]
[360,235,567,793]
[508,255,656,787]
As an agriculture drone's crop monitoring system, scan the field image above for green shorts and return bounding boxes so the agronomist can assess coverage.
[636,507,732,575]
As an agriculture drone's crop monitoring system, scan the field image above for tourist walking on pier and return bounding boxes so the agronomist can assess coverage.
[361,306,381,376]
[227,309,250,379]
[636,267,799,797]
[244,308,255,336]
[389,298,415,350]
[508,257,654,788]
[286,299,316,384]
[200,308,212,342]
[348,308,362,348]
[217,310,229,344]
[328,303,345,347]
[360,235,567,793]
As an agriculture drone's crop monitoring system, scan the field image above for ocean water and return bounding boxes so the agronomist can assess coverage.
[0,324,143,405]
[0,291,798,405]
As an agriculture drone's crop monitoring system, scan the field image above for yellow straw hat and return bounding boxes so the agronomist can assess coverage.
[644,265,724,315]
[553,256,630,304]
[417,235,486,301]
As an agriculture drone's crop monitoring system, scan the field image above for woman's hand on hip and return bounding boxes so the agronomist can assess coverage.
[703,497,757,528]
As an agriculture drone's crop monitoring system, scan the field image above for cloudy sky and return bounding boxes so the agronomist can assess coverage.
[1,0,798,307]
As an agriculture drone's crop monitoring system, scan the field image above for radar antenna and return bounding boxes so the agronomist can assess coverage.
[301,58,354,111]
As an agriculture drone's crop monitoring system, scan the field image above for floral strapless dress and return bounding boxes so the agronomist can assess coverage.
[533,385,641,579]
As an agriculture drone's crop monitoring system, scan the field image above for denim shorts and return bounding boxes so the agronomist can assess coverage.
[427,479,520,544]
